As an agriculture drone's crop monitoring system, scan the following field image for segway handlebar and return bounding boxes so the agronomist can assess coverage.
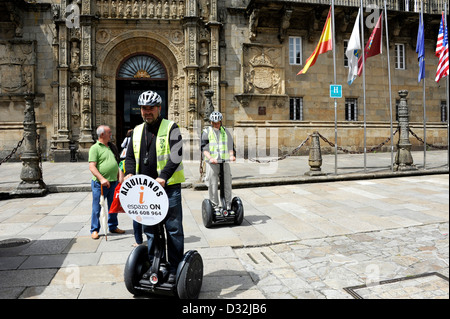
[205,158,235,164]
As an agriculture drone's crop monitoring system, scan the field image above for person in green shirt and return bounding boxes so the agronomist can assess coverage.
[89,125,125,240]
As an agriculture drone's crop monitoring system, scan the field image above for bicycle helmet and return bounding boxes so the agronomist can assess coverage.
[138,90,162,106]
[209,111,223,123]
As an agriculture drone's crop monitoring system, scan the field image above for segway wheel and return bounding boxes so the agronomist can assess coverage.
[232,197,244,225]
[202,199,214,228]
[177,251,203,299]
[124,244,150,296]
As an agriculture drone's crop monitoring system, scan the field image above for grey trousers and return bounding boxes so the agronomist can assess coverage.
[206,162,232,209]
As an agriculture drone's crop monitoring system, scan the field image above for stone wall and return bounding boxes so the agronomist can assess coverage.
[220,0,448,155]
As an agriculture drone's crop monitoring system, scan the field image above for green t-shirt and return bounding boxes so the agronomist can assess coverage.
[89,141,119,182]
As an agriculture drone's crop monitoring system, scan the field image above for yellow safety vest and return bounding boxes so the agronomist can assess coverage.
[132,120,185,186]
[206,126,230,160]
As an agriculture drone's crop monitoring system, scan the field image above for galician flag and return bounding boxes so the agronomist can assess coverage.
[358,11,383,77]
[297,8,333,75]
[346,9,361,85]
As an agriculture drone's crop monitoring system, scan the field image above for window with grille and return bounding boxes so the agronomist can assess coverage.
[345,98,358,121]
[290,97,303,120]
[441,101,448,122]
[117,55,167,79]
[344,40,349,67]
[395,99,400,121]
[289,37,302,65]
[395,44,405,70]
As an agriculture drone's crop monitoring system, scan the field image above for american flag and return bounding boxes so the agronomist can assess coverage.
[435,12,449,83]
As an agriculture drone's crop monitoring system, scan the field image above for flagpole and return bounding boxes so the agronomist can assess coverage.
[421,1,427,170]
[360,0,367,172]
[384,0,394,172]
[446,2,449,169]
[332,0,338,175]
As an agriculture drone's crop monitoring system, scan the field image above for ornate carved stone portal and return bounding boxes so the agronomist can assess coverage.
[49,0,221,161]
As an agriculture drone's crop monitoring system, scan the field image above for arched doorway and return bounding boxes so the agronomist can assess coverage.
[116,53,168,144]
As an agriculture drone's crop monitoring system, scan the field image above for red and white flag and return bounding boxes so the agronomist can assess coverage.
[435,12,449,83]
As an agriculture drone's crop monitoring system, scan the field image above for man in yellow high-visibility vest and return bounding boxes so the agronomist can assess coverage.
[124,90,184,283]
[201,111,236,212]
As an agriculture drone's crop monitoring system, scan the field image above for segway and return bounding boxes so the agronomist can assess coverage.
[202,159,244,228]
[121,175,203,299]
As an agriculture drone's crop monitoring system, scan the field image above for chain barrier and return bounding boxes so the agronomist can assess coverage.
[409,129,448,150]
[0,137,24,165]
[249,134,312,164]
[317,128,399,155]
[248,129,401,164]
[37,133,44,179]
[0,134,44,179]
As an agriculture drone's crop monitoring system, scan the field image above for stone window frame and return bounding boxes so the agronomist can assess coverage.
[289,97,303,121]
[394,43,406,70]
[345,98,358,121]
[441,100,448,123]
[289,36,302,65]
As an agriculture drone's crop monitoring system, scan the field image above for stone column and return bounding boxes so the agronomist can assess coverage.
[12,94,47,197]
[305,131,325,176]
[208,0,221,110]
[184,0,199,128]
[394,90,417,171]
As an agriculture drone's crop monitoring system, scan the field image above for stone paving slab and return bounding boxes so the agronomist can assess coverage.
[0,174,448,299]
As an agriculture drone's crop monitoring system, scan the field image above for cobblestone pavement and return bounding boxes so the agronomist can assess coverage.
[0,174,448,299]
[230,223,449,299]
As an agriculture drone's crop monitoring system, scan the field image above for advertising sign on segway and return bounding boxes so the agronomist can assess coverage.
[121,175,203,299]
[119,175,169,225]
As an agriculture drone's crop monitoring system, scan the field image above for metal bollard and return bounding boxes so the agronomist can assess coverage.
[305,131,325,176]
[69,143,78,162]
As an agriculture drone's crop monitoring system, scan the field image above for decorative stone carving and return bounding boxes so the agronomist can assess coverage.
[0,41,35,95]
[279,8,293,43]
[249,9,259,41]
[69,41,80,71]
[71,86,80,116]
[6,2,23,38]
[244,47,284,95]
[203,89,214,122]
[237,44,287,108]
[198,41,209,85]
[97,0,185,20]
[96,29,111,44]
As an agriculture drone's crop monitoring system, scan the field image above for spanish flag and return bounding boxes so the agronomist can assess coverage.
[297,8,333,75]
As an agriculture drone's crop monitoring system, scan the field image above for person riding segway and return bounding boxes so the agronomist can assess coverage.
[123,91,203,298]
[201,111,244,227]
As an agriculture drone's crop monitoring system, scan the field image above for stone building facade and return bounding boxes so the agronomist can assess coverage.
[0,0,448,162]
